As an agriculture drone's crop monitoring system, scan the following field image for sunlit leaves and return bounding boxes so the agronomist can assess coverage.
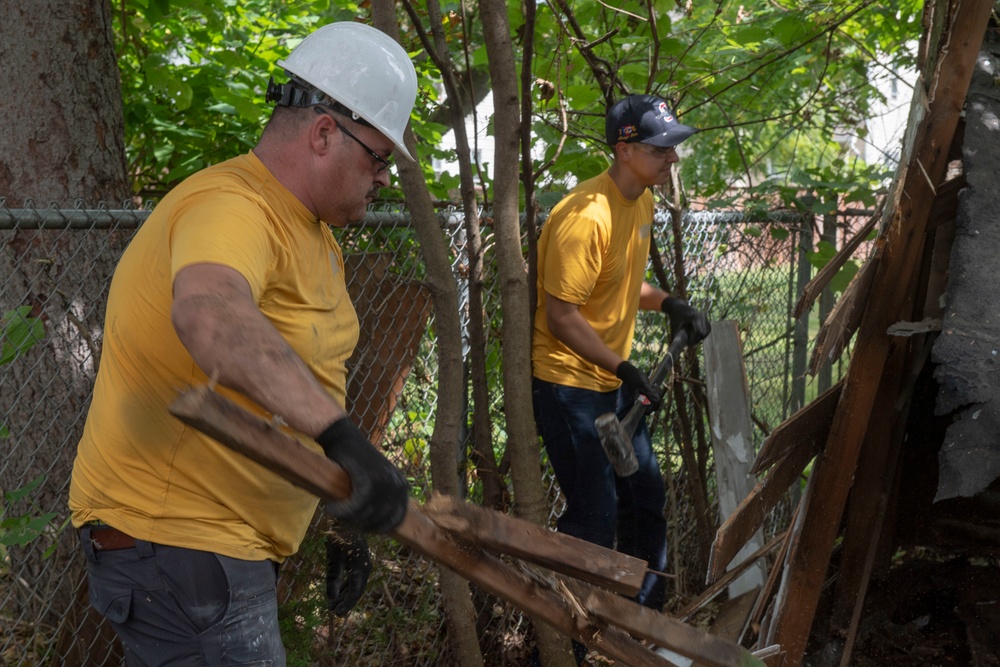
[117,0,922,211]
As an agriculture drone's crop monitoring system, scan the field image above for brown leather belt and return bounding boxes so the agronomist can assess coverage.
[88,526,137,551]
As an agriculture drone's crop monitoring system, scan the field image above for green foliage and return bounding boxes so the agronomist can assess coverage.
[0,309,60,558]
[526,0,921,207]
[116,1,922,210]
[0,306,44,367]
[0,475,59,551]
[118,0,332,197]
[808,240,859,295]
[1,307,45,438]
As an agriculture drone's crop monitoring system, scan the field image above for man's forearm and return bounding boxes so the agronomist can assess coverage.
[172,292,345,438]
[638,281,670,311]
[547,307,622,373]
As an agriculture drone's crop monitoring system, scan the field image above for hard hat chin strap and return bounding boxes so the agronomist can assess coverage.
[265,75,372,128]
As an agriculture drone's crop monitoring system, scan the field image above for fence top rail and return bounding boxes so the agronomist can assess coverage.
[0,204,871,232]
[0,208,151,230]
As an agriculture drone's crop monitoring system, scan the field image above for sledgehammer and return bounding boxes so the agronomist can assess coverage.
[595,328,689,476]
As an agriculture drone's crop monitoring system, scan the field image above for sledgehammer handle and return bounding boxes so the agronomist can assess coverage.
[596,329,690,476]
[619,327,689,437]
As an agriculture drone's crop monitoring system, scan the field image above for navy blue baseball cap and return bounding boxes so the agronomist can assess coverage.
[605,94,697,147]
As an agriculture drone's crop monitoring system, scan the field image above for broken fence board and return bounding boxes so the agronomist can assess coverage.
[568,579,766,667]
[168,385,686,666]
[708,442,816,584]
[793,210,880,320]
[167,386,643,603]
[808,256,877,376]
[422,493,646,596]
[750,379,844,475]
[704,321,767,597]
[681,531,786,622]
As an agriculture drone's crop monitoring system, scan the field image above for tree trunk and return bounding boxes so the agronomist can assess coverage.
[480,2,576,665]
[372,6,484,667]
[0,0,129,663]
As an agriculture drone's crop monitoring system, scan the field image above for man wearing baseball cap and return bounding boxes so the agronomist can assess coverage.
[530,93,710,664]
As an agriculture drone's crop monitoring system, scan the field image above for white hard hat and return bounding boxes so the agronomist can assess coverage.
[277,22,417,161]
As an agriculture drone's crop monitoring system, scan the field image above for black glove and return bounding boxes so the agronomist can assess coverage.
[317,417,409,533]
[326,527,372,616]
[661,296,711,345]
[615,360,662,412]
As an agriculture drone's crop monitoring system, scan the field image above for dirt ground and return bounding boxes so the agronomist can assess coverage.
[806,552,1000,667]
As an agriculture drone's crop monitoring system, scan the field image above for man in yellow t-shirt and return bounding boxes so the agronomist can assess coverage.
[531,93,711,665]
[69,22,416,666]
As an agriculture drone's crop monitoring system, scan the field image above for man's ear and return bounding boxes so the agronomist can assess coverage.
[310,110,336,155]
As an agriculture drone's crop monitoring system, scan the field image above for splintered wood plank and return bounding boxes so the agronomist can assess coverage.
[749,502,800,635]
[167,385,678,666]
[168,386,643,597]
[768,2,994,663]
[567,579,767,667]
[808,257,877,375]
[752,645,784,667]
[707,444,815,584]
[681,532,786,622]
[830,333,932,636]
[793,210,880,319]
[706,588,759,645]
[750,380,844,475]
[422,493,646,596]
[169,384,353,500]
[836,490,891,667]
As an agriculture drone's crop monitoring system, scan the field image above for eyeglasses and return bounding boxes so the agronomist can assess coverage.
[314,105,392,174]
[633,144,678,159]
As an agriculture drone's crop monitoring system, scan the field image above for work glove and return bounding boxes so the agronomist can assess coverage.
[616,361,662,413]
[326,526,372,616]
[661,296,712,345]
[317,417,409,533]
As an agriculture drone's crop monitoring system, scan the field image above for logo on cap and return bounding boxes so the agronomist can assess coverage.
[618,124,639,142]
[655,102,674,123]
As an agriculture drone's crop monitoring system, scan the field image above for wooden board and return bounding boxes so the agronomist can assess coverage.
[707,444,815,584]
[168,385,761,667]
[704,322,766,597]
[750,380,842,475]
[423,493,646,596]
[167,385,644,594]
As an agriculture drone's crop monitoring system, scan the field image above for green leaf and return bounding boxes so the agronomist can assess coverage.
[658,37,687,57]
[1,307,45,366]
[4,474,46,503]
[770,227,790,241]
[0,513,58,548]
[829,260,859,295]
[730,25,769,48]
[566,85,601,108]
[142,55,172,92]
[806,240,837,270]
[773,16,808,45]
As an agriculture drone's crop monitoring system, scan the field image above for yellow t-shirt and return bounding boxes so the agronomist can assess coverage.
[69,151,359,562]
[532,170,653,392]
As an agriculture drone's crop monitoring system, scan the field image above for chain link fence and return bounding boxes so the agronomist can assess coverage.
[0,199,867,665]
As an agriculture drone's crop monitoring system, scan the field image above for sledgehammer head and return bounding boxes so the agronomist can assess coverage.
[596,392,652,477]
[596,410,639,477]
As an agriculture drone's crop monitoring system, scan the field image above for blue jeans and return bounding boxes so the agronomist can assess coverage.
[79,524,285,666]
[532,377,668,610]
